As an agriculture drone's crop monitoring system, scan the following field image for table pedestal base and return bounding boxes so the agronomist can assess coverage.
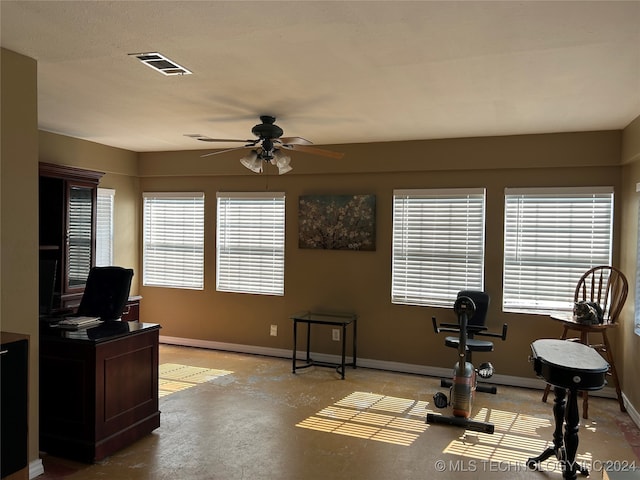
[527,386,589,480]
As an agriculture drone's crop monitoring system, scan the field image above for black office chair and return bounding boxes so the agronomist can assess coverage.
[77,266,134,320]
[432,290,508,394]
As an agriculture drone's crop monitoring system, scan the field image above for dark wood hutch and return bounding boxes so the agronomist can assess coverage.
[38,162,140,319]
[39,162,104,312]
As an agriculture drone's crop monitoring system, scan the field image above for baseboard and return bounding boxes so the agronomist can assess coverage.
[29,459,44,479]
[159,335,630,406]
[623,392,640,428]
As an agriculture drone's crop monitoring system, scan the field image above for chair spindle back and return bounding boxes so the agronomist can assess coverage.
[574,266,628,324]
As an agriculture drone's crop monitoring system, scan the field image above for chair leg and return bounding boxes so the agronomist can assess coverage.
[581,331,625,419]
[542,379,552,403]
[579,331,591,419]
[601,331,626,413]
[542,325,569,403]
[582,390,589,419]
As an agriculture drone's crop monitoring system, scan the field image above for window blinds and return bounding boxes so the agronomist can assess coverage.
[216,192,285,296]
[392,188,486,308]
[96,188,114,267]
[68,186,93,287]
[503,187,614,314]
[143,192,204,289]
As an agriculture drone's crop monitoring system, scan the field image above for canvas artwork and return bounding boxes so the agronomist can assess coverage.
[298,194,376,251]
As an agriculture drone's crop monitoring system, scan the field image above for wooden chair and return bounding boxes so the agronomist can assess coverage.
[542,266,628,418]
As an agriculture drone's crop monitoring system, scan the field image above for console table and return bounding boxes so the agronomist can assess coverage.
[40,321,161,462]
[291,311,357,379]
[527,339,608,480]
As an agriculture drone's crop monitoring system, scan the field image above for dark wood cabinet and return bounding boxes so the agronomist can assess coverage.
[40,323,160,462]
[39,163,104,312]
[1,333,29,480]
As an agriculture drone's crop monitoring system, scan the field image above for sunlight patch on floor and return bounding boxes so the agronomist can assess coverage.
[442,407,593,472]
[296,391,429,446]
[159,363,233,398]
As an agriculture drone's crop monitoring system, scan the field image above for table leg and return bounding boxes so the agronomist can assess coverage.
[563,388,582,480]
[340,323,346,379]
[292,320,298,374]
[306,323,311,363]
[527,386,567,470]
[353,317,357,369]
[553,386,567,452]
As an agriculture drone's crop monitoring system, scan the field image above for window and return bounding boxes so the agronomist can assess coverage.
[391,188,486,308]
[503,187,614,314]
[216,192,285,296]
[143,192,204,289]
[95,188,115,266]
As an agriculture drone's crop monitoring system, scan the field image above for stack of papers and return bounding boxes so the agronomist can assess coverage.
[56,316,102,329]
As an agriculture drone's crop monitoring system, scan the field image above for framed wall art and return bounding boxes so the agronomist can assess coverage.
[298,194,376,251]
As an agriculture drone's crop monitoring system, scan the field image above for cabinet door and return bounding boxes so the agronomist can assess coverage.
[65,183,96,293]
[0,338,28,477]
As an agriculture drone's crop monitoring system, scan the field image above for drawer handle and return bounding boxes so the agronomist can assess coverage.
[0,350,8,355]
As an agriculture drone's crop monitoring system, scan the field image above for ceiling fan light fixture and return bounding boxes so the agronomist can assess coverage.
[277,164,293,175]
[189,116,344,168]
[240,150,262,173]
[272,151,293,175]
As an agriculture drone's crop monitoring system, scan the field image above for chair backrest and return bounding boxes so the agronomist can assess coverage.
[457,290,490,328]
[574,266,628,324]
[77,266,134,320]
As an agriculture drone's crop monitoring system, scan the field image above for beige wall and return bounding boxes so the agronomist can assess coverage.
[1,48,40,467]
[620,114,640,413]
[39,130,138,177]
[100,173,141,290]
[138,131,622,380]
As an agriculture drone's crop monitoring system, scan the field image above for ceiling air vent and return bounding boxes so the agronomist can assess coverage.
[129,52,192,76]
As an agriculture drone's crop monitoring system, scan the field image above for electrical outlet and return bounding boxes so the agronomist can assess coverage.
[332,329,340,341]
[270,325,278,336]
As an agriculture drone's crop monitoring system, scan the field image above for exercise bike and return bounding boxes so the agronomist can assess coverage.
[427,294,508,434]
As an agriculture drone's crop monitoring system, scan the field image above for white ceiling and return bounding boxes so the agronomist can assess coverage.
[1,1,639,153]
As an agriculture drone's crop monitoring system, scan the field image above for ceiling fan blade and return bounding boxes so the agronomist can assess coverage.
[200,145,255,158]
[281,144,344,159]
[184,133,256,143]
[279,136,313,146]
[197,138,254,143]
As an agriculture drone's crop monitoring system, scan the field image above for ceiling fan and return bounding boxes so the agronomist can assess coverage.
[185,115,344,174]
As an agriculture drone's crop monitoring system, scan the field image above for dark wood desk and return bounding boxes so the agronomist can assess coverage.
[40,321,161,462]
[527,339,608,480]
[291,311,357,379]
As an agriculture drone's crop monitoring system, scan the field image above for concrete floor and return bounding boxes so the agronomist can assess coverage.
[40,344,640,479]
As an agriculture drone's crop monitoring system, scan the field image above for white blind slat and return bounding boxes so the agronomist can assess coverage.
[95,188,114,267]
[216,192,285,296]
[143,193,204,289]
[68,187,93,286]
[391,188,486,308]
[503,188,614,314]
